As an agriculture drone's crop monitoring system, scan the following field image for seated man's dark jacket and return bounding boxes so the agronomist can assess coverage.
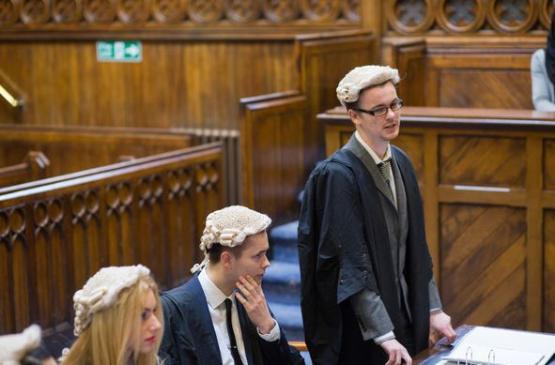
[159,275,304,365]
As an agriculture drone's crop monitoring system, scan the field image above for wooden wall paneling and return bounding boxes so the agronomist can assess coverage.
[543,137,555,332]
[438,135,526,188]
[382,37,427,106]
[422,130,440,284]
[440,203,527,329]
[296,30,375,165]
[525,135,543,330]
[544,210,555,333]
[0,66,25,124]
[424,38,542,109]
[0,40,299,130]
[544,139,555,191]
[424,60,440,107]
[0,1,360,33]
[382,36,544,109]
[383,0,550,36]
[240,93,307,223]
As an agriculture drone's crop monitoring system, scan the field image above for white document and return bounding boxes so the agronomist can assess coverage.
[442,326,555,365]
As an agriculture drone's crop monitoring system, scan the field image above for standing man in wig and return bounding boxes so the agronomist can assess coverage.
[159,205,304,365]
[298,65,456,365]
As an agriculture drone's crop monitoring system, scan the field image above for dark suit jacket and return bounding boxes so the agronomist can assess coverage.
[159,275,304,365]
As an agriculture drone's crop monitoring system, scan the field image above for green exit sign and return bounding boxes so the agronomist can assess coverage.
[96,41,142,63]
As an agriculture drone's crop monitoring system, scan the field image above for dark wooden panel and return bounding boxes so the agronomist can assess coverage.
[0,1,359,35]
[298,31,375,165]
[394,132,424,183]
[440,204,527,329]
[384,37,542,109]
[439,135,526,187]
[544,210,555,332]
[241,94,307,223]
[544,139,555,191]
[0,143,223,334]
[438,69,532,109]
[384,0,551,35]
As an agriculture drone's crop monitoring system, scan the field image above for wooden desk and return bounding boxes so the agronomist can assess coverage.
[319,106,555,333]
[415,325,555,364]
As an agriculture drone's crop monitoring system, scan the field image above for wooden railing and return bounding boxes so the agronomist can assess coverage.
[319,106,555,334]
[0,125,192,179]
[0,151,49,187]
[0,143,224,335]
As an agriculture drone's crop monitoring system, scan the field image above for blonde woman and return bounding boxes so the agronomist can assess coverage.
[61,265,163,365]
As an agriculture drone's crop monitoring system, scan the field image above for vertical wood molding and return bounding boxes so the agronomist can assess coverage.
[424,130,440,286]
[361,0,382,62]
[526,135,543,331]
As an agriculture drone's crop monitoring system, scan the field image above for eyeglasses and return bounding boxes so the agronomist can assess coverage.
[354,98,403,117]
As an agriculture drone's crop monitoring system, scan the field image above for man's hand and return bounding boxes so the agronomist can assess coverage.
[380,339,412,365]
[429,311,456,346]
[235,274,275,334]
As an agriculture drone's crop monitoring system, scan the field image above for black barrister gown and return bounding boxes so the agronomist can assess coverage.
[298,145,433,365]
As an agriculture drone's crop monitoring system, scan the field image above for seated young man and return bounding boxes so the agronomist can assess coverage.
[159,205,304,365]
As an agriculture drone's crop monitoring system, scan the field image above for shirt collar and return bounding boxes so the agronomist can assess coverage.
[354,131,392,164]
[198,268,231,310]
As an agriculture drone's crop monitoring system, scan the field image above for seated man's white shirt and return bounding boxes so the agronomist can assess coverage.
[198,269,280,364]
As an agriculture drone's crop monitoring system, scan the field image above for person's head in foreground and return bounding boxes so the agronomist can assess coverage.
[192,205,272,294]
[337,65,402,154]
[61,265,163,365]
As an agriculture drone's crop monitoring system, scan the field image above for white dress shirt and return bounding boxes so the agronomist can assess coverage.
[198,269,280,364]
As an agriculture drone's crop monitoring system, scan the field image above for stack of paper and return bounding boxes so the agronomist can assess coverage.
[441,326,554,365]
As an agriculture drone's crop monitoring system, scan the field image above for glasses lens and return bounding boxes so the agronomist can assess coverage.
[391,99,403,111]
[372,106,388,116]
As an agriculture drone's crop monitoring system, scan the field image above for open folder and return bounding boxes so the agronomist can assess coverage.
[442,326,555,365]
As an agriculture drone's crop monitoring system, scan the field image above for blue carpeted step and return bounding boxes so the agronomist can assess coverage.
[269,221,299,263]
[263,261,301,305]
[267,301,305,342]
[266,218,307,349]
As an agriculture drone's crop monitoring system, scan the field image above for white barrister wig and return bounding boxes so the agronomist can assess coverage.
[191,205,272,273]
[336,65,400,106]
[0,324,41,365]
[72,264,151,336]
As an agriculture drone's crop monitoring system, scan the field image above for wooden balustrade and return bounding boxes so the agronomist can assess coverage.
[0,143,224,335]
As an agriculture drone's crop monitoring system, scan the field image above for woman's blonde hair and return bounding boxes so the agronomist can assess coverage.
[62,274,163,365]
